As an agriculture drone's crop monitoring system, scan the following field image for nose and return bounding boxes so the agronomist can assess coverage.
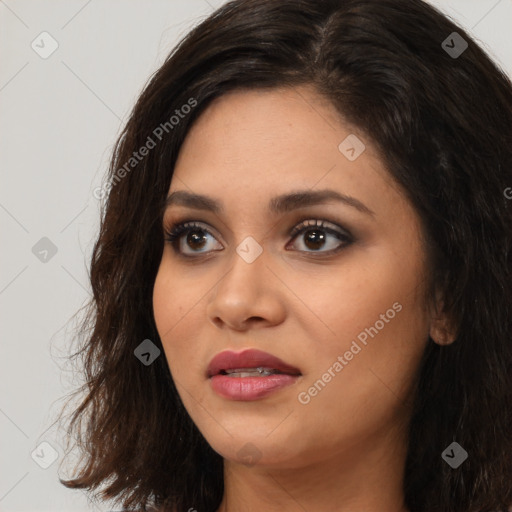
[206,246,286,331]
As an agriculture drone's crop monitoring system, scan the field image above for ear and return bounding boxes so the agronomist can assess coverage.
[429,290,457,345]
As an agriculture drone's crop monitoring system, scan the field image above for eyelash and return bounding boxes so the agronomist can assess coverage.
[164,218,353,259]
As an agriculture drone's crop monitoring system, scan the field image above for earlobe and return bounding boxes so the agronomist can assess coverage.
[429,293,457,346]
[429,326,456,345]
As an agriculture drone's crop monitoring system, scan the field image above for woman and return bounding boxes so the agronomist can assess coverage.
[58,0,512,511]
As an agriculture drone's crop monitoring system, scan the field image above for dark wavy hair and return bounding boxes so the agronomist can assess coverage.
[56,0,512,511]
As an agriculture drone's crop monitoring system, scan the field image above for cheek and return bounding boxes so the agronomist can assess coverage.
[153,257,199,331]
[293,249,426,356]
[299,294,426,395]
[292,257,429,441]
[152,261,208,377]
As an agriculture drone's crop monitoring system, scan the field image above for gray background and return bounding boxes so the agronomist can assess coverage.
[1,1,511,510]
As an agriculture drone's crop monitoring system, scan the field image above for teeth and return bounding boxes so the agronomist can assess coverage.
[223,367,279,377]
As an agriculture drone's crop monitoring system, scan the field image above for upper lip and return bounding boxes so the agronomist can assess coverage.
[207,349,301,378]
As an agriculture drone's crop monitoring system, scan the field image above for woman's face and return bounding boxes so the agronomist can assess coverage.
[153,85,435,469]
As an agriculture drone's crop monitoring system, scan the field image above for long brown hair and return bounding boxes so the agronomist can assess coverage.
[57,1,512,511]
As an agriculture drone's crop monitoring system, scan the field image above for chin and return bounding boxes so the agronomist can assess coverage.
[204,428,307,468]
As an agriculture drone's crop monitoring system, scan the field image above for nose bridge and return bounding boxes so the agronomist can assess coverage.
[221,235,267,294]
[207,236,286,329]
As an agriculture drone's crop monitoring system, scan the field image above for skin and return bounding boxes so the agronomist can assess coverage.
[152,85,453,512]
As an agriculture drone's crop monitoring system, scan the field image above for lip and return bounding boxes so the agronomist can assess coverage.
[210,374,300,400]
[207,349,301,378]
[207,349,302,401]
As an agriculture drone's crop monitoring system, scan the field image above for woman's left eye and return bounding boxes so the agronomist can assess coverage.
[287,219,352,255]
[164,219,352,257]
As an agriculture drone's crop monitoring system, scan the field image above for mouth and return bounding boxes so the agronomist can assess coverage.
[207,348,302,379]
[206,349,302,401]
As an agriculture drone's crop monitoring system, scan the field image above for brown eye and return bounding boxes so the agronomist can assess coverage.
[302,229,327,250]
[164,222,223,256]
[288,219,352,254]
[186,229,208,250]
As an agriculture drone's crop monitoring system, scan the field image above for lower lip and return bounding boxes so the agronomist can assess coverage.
[210,374,299,400]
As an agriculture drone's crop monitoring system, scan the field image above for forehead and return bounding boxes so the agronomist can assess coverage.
[169,86,404,222]
[177,87,351,169]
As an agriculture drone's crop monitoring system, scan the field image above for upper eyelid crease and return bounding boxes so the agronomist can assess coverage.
[164,189,375,217]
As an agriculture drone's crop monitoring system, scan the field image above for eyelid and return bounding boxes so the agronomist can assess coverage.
[164,219,221,239]
[288,218,350,239]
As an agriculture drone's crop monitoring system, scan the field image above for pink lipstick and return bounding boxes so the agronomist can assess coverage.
[207,349,301,400]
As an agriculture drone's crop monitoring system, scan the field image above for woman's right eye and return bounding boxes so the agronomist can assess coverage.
[164,221,223,257]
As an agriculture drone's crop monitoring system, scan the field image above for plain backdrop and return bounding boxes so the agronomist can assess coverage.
[1,1,511,511]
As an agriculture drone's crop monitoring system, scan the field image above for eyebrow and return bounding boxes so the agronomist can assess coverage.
[164,189,375,217]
